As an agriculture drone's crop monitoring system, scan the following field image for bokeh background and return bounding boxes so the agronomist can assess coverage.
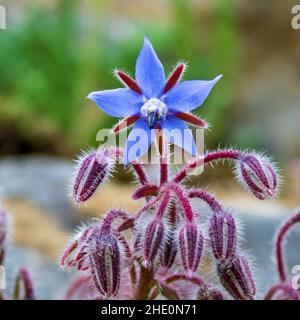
[0,0,300,299]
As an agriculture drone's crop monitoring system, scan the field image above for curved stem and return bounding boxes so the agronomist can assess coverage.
[168,183,194,222]
[165,274,206,287]
[188,189,222,212]
[100,209,130,234]
[173,150,241,183]
[13,268,35,300]
[135,192,163,220]
[264,283,299,300]
[275,211,300,282]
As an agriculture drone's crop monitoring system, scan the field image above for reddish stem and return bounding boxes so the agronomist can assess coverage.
[264,283,299,300]
[168,183,194,222]
[100,209,130,234]
[135,192,163,220]
[275,211,300,282]
[13,268,35,300]
[133,266,155,300]
[173,150,241,183]
[156,191,170,219]
[156,126,169,185]
[187,189,222,212]
[165,274,206,287]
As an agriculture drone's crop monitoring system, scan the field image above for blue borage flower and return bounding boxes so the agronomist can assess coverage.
[87,36,222,165]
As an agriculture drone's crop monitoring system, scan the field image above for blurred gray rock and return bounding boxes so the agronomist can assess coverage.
[4,246,71,300]
[0,156,79,228]
[235,206,300,297]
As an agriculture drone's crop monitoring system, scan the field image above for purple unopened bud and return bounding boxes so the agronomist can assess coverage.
[73,150,111,203]
[89,233,121,298]
[143,219,165,268]
[0,209,9,264]
[217,255,256,300]
[179,223,204,277]
[160,230,178,270]
[209,210,237,262]
[236,154,278,200]
[61,224,96,271]
[197,286,225,300]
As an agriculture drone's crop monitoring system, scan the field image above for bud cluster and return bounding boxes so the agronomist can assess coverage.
[207,201,256,299]
[61,144,284,300]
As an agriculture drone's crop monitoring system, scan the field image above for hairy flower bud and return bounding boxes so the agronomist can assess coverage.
[209,210,237,262]
[61,224,96,271]
[143,219,165,268]
[235,154,278,200]
[179,223,204,277]
[73,150,111,203]
[217,255,256,300]
[160,230,178,270]
[89,233,121,298]
[197,286,224,300]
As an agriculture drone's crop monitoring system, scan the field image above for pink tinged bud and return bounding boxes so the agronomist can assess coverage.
[217,255,256,300]
[238,155,277,200]
[73,150,109,203]
[209,211,237,262]
[197,286,225,300]
[143,219,165,268]
[89,234,121,298]
[179,223,204,277]
[161,231,178,269]
[61,225,96,271]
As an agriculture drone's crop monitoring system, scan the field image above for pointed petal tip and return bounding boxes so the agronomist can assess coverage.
[144,34,150,42]
[215,74,223,82]
[86,92,94,100]
[136,35,165,98]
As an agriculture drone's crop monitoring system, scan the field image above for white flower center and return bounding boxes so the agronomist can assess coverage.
[140,98,168,120]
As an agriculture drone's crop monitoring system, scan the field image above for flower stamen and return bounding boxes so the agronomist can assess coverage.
[140,99,168,129]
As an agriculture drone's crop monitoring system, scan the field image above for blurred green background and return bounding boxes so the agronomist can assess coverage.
[0,0,241,155]
[1,0,299,162]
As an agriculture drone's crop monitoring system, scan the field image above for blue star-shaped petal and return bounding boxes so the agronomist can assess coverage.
[87,36,222,165]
